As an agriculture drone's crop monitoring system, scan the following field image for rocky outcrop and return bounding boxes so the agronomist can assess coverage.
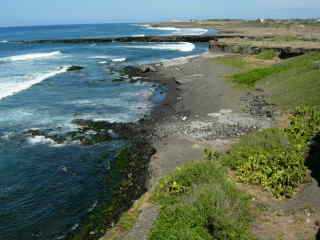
[122,65,157,77]
[24,119,152,146]
[209,40,319,59]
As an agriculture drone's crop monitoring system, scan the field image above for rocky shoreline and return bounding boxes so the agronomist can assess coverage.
[96,52,281,240]
[18,58,180,240]
[21,52,277,240]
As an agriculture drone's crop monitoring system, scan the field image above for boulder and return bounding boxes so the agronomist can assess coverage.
[67,65,84,72]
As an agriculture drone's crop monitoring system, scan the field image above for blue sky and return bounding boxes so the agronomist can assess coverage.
[1,0,320,27]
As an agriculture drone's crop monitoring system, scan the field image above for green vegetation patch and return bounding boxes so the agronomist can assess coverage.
[231,60,291,86]
[256,49,278,60]
[150,161,254,240]
[222,106,320,198]
[258,53,320,108]
[229,52,320,101]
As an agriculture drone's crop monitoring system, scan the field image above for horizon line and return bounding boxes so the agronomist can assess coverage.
[1,17,319,29]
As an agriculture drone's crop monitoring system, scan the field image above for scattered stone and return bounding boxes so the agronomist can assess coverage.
[241,92,275,118]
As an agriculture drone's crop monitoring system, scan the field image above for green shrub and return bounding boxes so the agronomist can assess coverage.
[221,106,320,198]
[285,105,320,143]
[155,161,226,204]
[150,161,254,240]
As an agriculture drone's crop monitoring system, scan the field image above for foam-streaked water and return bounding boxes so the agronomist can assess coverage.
[0,23,211,240]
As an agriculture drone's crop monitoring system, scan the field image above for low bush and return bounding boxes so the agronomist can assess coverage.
[221,106,320,198]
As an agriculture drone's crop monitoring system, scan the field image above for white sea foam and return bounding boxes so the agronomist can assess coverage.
[132,34,145,37]
[0,66,69,101]
[90,56,126,63]
[26,135,71,147]
[177,28,208,36]
[141,25,208,36]
[128,42,195,52]
[149,26,179,31]
[0,51,62,62]
[27,135,56,145]
[89,55,112,59]
[112,57,126,62]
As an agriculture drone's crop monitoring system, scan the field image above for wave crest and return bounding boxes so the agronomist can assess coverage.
[0,66,69,101]
[141,25,208,36]
[127,42,195,52]
[0,51,62,62]
[112,58,126,62]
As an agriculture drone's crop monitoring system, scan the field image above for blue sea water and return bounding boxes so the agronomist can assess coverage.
[0,23,211,240]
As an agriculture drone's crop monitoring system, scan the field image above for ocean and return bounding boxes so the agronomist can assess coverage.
[0,23,211,240]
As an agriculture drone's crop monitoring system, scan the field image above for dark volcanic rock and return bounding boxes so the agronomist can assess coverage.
[122,65,157,78]
[67,65,84,72]
[122,66,143,76]
[23,119,149,146]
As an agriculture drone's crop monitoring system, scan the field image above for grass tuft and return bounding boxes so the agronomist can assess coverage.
[150,161,254,240]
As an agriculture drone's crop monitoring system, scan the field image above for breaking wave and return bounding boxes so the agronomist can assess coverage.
[0,51,62,62]
[127,42,195,52]
[0,66,69,101]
